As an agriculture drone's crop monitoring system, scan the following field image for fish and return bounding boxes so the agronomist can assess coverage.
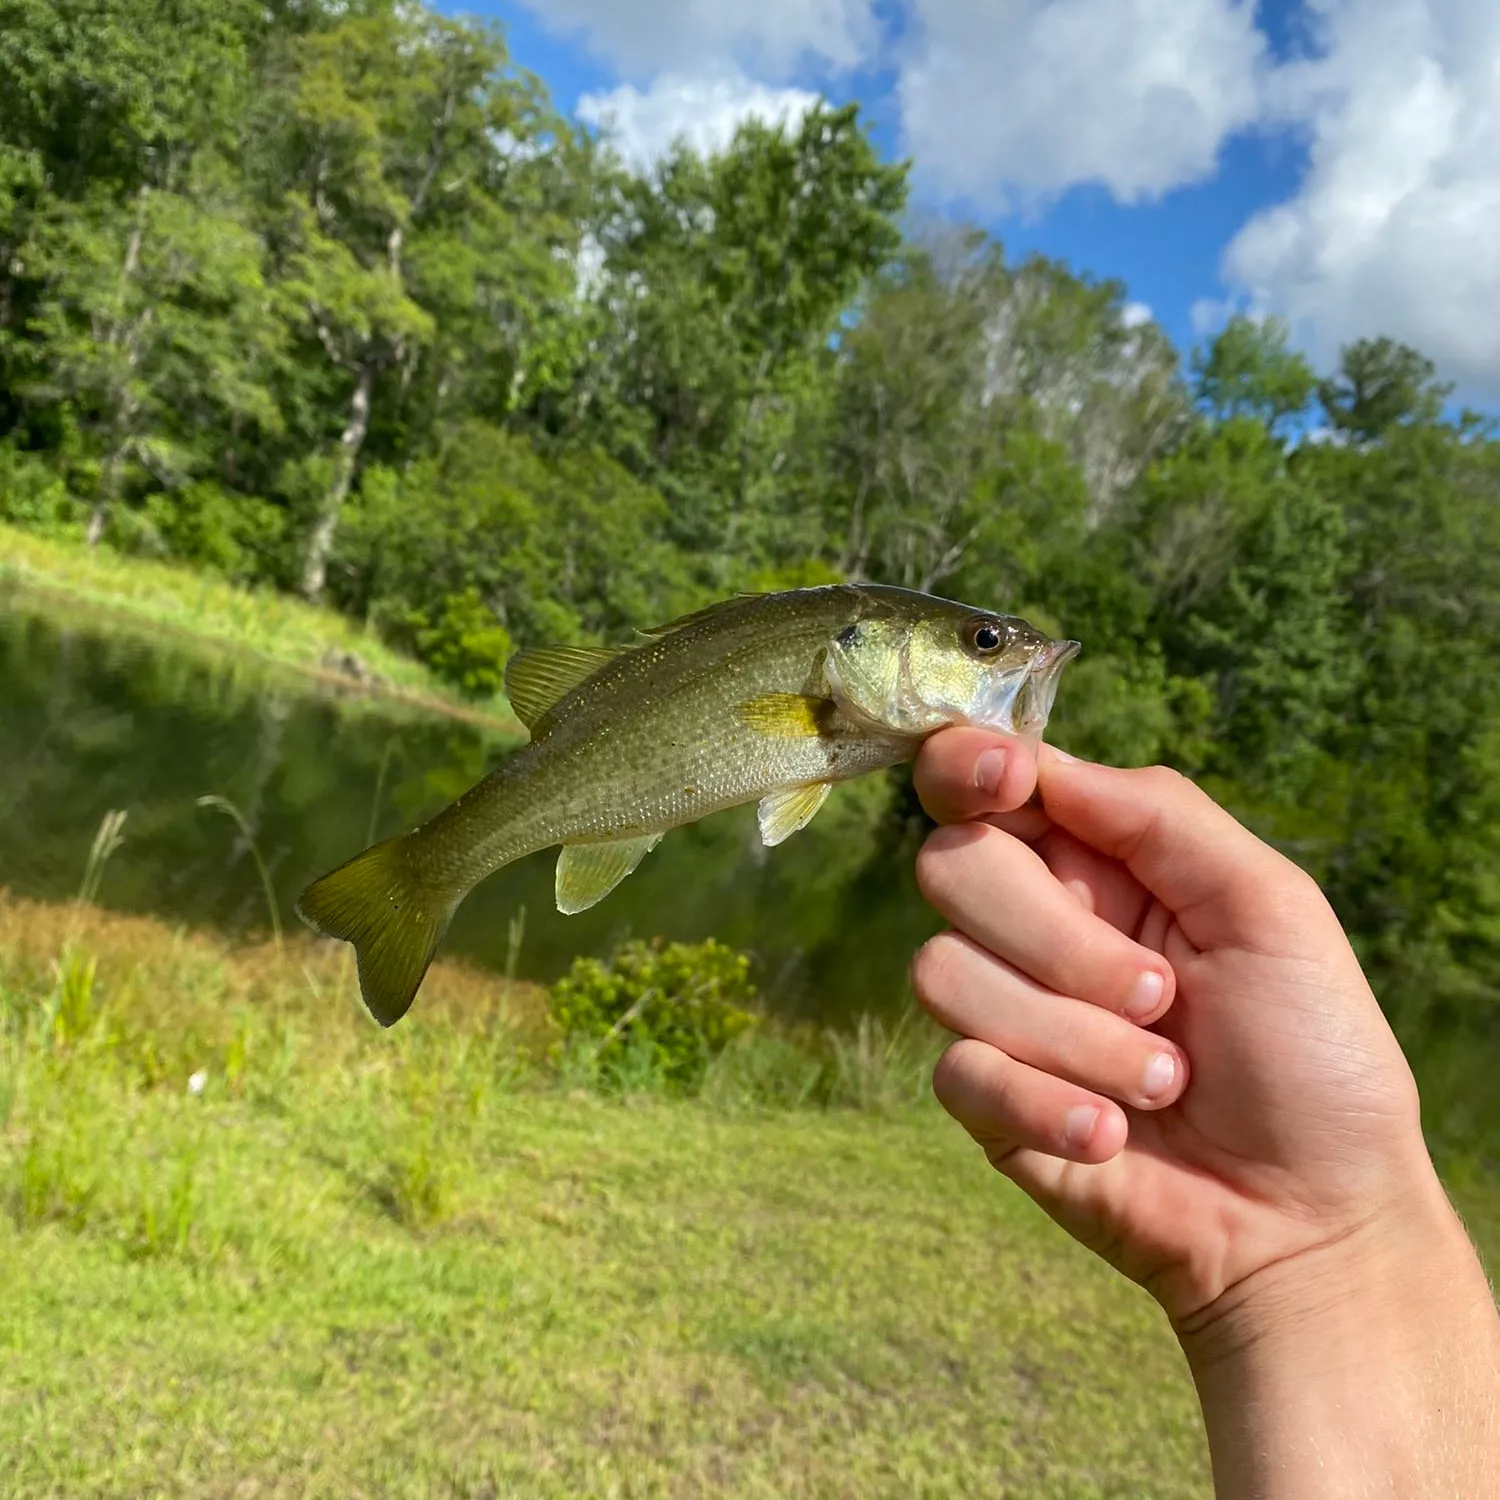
[296,584,1080,1027]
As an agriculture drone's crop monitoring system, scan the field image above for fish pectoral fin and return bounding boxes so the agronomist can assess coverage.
[758,782,832,847]
[736,693,833,738]
[555,834,663,915]
[504,645,628,730]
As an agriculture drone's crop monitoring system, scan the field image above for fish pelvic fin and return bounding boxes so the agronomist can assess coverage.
[295,835,457,1028]
[758,782,832,846]
[555,834,663,914]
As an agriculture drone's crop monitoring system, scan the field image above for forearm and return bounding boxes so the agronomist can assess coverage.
[1180,1185,1500,1500]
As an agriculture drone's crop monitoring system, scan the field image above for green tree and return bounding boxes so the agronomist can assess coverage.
[1192,314,1316,434]
[254,5,583,599]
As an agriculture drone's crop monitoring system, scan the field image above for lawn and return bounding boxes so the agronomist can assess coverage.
[0,896,1216,1499]
[3,896,1495,1499]
[0,523,519,732]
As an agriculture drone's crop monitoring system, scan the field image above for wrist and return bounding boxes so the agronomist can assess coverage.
[1179,1178,1500,1499]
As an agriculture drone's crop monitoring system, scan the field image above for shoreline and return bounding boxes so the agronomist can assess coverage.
[0,525,525,738]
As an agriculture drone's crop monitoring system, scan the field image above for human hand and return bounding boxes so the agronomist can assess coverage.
[908,728,1468,1331]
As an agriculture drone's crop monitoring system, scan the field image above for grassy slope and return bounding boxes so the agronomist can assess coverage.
[2,908,1496,1499]
[0,897,1217,1499]
[0,523,519,732]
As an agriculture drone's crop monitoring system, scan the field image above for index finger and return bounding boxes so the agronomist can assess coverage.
[1032,749,1324,951]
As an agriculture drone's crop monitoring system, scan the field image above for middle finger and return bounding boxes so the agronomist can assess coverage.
[916,821,1176,1022]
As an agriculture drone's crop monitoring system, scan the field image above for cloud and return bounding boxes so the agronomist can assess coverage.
[515,0,878,79]
[1220,0,1500,396]
[897,0,1267,210]
[577,75,823,171]
[1121,301,1154,329]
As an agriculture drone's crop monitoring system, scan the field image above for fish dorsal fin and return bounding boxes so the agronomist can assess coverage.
[634,593,767,641]
[504,645,626,729]
[757,783,832,847]
[555,834,663,915]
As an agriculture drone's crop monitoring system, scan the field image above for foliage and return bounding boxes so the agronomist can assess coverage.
[549,938,760,1093]
[408,584,513,697]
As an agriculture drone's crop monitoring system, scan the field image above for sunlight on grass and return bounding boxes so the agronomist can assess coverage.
[0,892,1494,1497]
[0,521,519,730]
[0,892,1219,1497]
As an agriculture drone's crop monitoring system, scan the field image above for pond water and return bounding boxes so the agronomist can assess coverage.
[0,591,943,1021]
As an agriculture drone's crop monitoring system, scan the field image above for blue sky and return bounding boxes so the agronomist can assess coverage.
[450,0,1500,407]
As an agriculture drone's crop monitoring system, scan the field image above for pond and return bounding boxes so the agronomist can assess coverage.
[0,590,943,1022]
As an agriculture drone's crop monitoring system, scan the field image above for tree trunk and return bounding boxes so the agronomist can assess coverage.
[301,359,374,602]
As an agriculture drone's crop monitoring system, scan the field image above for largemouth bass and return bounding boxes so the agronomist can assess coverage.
[297,584,1079,1026]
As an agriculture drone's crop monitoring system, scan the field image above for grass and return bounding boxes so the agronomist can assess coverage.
[0,522,520,732]
[0,893,1221,1498]
[1,894,1495,1498]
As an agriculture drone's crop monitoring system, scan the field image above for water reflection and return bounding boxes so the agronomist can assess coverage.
[0,593,940,1020]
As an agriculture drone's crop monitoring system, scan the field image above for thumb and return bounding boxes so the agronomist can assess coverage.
[912,727,1040,824]
[1035,749,1317,951]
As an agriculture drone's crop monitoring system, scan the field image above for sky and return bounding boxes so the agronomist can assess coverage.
[450,0,1500,409]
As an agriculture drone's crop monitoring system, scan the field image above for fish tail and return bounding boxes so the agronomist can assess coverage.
[295,834,458,1028]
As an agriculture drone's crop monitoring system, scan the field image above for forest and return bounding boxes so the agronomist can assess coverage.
[2,0,1498,1141]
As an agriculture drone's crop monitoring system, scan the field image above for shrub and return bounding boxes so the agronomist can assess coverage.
[409,586,514,698]
[0,442,76,533]
[549,938,759,1093]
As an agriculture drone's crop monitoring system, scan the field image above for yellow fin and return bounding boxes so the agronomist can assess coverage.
[504,645,625,729]
[296,835,456,1027]
[736,692,832,738]
[757,783,832,847]
[555,834,663,915]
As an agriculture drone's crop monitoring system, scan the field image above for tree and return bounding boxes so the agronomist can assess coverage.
[567,103,907,577]
[254,5,583,599]
[1318,336,1451,442]
[1192,314,1316,434]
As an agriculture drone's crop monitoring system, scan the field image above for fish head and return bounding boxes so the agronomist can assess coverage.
[826,596,1080,741]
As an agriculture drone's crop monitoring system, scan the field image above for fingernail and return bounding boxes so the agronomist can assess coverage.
[1064,1105,1099,1150]
[974,748,1008,798]
[1124,970,1164,1020]
[1047,744,1080,764]
[1141,1052,1177,1101]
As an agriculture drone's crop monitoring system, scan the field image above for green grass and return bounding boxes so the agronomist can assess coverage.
[0,895,1218,1498]
[1,895,1495,1498]
[0,522,519,732]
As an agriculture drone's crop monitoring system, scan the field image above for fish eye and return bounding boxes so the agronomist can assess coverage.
[966,618,1009,656]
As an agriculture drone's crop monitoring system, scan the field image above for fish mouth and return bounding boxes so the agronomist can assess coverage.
[1016,638,1081,736]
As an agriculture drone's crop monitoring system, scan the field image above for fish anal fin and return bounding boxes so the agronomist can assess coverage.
[555,834,663,915]
[296,835,455,1027]
[758,782,832,847]
[504,645,627,730]
[737,692,834,738]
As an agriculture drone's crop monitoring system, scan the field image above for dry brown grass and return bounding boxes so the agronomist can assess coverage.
[0,889,556,1066]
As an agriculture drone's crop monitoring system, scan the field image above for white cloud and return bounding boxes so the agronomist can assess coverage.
[1220,0,1500,396]
[1121,301,1154,329]
[516,0,878,79]
[577,75,823,171]
[897,0,1267,210]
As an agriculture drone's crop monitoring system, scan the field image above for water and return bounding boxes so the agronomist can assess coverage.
[0,592,942,1021]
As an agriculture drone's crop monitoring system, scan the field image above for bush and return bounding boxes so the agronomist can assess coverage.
[408,586,514,698]
[549,938,759,1093]
[0,443,76,533]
